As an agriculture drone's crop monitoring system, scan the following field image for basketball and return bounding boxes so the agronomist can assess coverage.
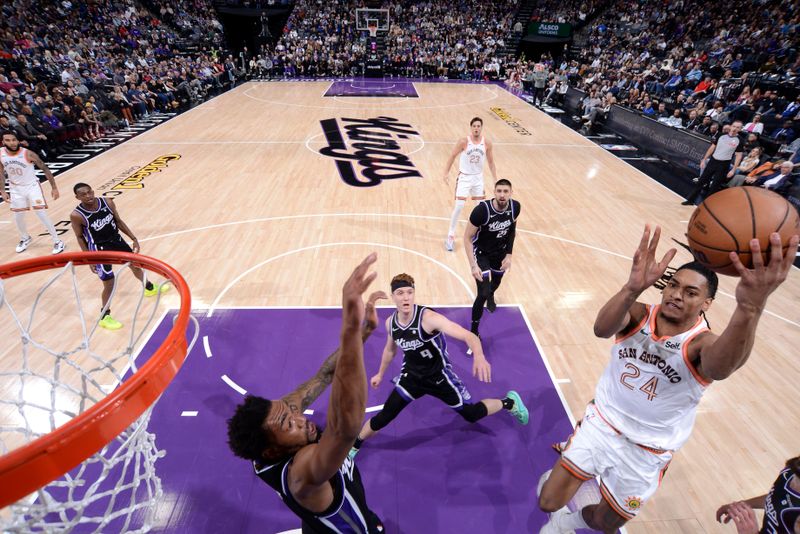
[687,187,800,276]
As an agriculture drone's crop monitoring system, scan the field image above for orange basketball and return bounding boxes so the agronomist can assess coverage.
[686,187,800,277]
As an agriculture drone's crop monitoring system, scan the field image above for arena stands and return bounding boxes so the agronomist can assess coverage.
[254,0,520,80]
[557,0,799,209]
[567,0,799,145]
[0,0,229,157]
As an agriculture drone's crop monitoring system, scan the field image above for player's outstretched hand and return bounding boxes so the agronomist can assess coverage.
[0,190,9,204]
[626,224,676,294]
[715,501,759,534]
[472,357,491,383]
[730,233,799,311]
[364,291,388,331]
[342,253,378,329]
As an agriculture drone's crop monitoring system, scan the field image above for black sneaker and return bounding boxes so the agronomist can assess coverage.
[681,200,694,206]
[486,292,496,313]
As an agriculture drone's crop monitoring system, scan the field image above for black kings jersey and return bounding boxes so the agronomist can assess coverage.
[391,305,450,379]
[255,454,377,533]
[469,199,521,256]
[73,198,120,247]
[762,467,800,534]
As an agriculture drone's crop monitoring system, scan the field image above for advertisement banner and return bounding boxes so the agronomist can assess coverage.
[527,22,572,38]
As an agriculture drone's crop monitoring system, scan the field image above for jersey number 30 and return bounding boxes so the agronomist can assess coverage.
[619,363,658,401]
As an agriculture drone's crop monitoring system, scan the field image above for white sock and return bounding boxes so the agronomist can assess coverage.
[14,212,29,239]
[561,509,590,529]
[35,210,59,241]
[448,199,465,236]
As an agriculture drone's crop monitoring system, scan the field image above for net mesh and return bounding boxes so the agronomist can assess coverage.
[0,259,188,532]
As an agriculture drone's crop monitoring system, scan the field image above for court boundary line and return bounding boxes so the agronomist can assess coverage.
[242,81,501,110]
[137,212,799,329]
[32,83,248,185]
[497,83,687,201]
[129,139,594,149]
[206,240,476,317]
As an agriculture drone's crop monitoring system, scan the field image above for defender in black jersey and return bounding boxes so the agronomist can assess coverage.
[348,272,529,458]
[717,456,800,533]
[228,255,386,534]
[463,179,520,336]
[71,183,166,330]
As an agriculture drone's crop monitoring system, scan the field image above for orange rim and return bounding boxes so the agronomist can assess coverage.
[0,251,191,508]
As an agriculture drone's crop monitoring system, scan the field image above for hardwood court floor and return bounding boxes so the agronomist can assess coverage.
[1,81,798,533]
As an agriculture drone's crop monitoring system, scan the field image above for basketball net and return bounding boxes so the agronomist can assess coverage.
[368,22,378,38]
[0,254,197,532]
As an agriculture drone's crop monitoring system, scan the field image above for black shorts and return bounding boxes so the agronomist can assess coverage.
[92,237,133,281]
[394,367,471,408]
[474,250,505,275]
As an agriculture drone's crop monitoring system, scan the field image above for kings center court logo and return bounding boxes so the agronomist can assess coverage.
[318,116,423,187]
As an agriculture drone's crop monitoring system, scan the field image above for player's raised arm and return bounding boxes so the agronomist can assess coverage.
[594,225,676,338]
[696,233,799,380]
[290,253,377,489]
[283,290,387,412]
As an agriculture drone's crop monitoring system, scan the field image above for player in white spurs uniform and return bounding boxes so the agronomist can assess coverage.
[538,225,799,533]
[0,131,64,254]
[442,117,497,251]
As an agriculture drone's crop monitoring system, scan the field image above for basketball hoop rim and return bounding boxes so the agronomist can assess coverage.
[0,251,192,509]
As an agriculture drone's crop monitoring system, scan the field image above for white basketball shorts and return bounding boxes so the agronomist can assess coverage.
[10,182,47,211]
[559,402,673,520]
[454,173,484,199]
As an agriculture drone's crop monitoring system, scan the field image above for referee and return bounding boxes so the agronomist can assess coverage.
[463,179,520,337]
[682,121,744,205]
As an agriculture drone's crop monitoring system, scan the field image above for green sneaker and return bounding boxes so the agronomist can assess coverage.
[99,315,123,330]
[144,282,170,297]
[506,390,529,425]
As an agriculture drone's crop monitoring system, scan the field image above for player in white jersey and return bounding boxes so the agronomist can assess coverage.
[538,225,799,533]
[1,131,65,254]
[442,117,497,251]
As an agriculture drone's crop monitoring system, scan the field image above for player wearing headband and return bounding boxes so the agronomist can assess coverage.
[348,273,529,458]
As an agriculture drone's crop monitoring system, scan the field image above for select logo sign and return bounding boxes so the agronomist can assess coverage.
[319,116,423,187]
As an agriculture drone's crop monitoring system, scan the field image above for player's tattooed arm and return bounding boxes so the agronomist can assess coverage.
[283,291,387,413]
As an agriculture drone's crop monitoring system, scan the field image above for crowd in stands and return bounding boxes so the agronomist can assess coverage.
[560,0,800,204]
[382,0,517,79]
[244,0,519,80]
[0,0,228,158]
[529,0,600,25]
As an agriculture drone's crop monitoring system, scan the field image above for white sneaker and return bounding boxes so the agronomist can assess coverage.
[445,235,455,251]
[15,236,32,253]
[52,240,65,254]
[539,507,575,534]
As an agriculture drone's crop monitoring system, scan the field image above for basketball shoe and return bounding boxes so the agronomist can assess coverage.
[445,235,455,252]
[144,282,170,297]
[99,315,123,330]
[52,240,65,255]
[505,390,529,425]
[15,236,32,253]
